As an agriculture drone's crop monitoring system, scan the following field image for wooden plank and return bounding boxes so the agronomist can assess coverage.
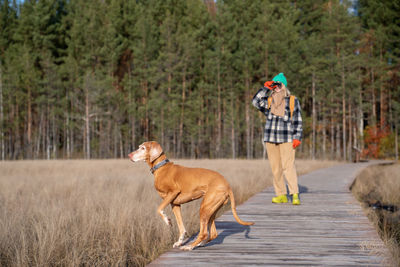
[148,162,387,266]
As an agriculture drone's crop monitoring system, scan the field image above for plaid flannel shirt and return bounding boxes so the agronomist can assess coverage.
[252,88,303,143]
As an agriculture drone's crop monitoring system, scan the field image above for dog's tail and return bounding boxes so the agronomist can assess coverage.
[228,188,255,226]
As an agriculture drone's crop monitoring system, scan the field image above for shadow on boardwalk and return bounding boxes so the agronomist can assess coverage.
[206,222,256,247]
[182,222,256,248]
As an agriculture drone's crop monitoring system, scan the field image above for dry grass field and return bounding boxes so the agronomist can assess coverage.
[351,163,400,267]
[0,159,338,267]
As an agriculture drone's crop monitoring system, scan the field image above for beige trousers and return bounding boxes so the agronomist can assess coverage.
[265,142,299,196]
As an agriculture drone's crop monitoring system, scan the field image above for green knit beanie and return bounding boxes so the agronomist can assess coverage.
[272,73,287,87]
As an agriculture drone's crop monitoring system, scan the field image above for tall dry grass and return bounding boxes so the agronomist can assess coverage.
[351,163,400,267]
[0,159,338,266]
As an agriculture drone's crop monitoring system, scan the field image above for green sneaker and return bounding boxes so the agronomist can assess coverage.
[292,193,300,205]
[272,194,288,204]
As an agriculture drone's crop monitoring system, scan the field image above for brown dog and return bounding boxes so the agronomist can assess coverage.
[128,141,254,251]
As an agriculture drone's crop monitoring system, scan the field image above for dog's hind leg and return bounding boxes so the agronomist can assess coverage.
[208,194,228,243]
[171,204,187,248]
[181,212,209,251]
[181,192,227,251]
[208,212,218,242]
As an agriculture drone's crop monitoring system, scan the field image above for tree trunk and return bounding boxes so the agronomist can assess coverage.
[129,88,136,152]
[143,80,150,141]
[106,118,112,158]
[66,111,70,159]
[119,128,123,158]
[52,111,57,158]
[179,69,186,158]
[70,93,74,158]
[113,125,117,158]
[348,101,352,162]
[205,97,210,157]
[358,71,364,151]
[336,112,341,159]
[322,111,326,159]
[130,114,135,151]
[216,59,222,158]
[97,116,102,158]
[35,111,43,159]
[353,124,357,161]
[341,57,346,161]
[0,63,4,160]
[230,91,236,159]
[250,107,254,157]
[129,70,136,152]
[371,67,377,126]
[85,88,90,159]
[173,129,177,157]
[197,85,204,158]
[41,110,46,158]
[245,73,251,159]
[197,116,202,159]
[395,123,398,161]
[388,87,396,160]
[190,135,195,159]
[379,47,387,129]
[161,106,164,148]
[311,72,316,159]
[165,72,172,153]
[46,105,51,160]
[15,101,20,159]
[330,88,334,159]
[27,86,32,158]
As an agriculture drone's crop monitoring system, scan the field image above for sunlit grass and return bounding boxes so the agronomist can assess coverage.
[351,163,400,267]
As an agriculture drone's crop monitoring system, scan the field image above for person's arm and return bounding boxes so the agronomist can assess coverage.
[252,87,269,114]
[292,97,303,146]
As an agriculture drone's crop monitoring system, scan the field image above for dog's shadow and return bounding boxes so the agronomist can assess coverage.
[183,221,256,248]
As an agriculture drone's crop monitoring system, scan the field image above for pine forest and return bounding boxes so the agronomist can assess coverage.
[0,0,399,160]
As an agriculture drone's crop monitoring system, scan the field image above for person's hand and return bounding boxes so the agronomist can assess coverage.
[264,81,275,90]
[293,139,301,149]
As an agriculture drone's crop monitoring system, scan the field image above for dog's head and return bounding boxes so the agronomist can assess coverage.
[128,141,163,163]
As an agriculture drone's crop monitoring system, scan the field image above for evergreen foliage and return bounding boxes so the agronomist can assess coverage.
[0,0,399,159]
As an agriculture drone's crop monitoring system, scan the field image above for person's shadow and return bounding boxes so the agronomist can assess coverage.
[299,184,308,193]
[182,221,256,248]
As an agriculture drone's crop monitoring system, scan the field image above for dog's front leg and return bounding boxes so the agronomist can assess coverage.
[157,191,180,226]
[171,204,187,248]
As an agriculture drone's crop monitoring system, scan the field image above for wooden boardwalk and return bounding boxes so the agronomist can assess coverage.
[148,162,387,266]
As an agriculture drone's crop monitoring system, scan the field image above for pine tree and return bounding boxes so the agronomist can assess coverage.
[0,0,17,160]
[64,0,114,159]
[358,0,400,158]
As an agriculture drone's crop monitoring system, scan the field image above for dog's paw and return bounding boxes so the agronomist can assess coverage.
[173,241,182,248]
[180,245,193,251]
[163,217,172,226]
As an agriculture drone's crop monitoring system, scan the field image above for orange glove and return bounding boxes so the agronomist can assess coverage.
[293,139,301,149]
[264,81,276,90]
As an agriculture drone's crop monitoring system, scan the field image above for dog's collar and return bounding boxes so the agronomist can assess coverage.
[150,159,170,174]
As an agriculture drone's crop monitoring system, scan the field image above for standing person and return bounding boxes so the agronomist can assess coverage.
[252,73,303,205]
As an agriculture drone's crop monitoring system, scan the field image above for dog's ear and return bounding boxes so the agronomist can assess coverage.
[149,142,163,162]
